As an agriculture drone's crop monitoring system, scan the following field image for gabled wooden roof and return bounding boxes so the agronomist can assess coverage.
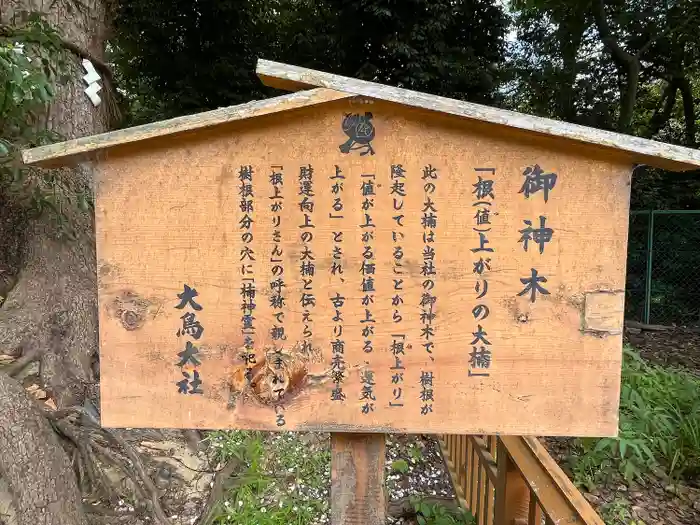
[23,59,700,171]
[22,88,353,167]
[256,59,700,172]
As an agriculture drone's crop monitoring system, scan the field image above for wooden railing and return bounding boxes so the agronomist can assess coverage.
[439,435,605,525]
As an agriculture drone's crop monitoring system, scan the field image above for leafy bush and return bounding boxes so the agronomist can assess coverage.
[572,347,700,489]
[391,459,410,474]
[1,13,88,237]
[410,497,475,525]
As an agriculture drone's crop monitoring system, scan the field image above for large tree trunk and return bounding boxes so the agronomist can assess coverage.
[0,0,106,406]
[556,19,583,124]
[0,1,107,523]
[0,373,88,525]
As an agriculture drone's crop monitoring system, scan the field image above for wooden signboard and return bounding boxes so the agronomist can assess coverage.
[22,61,700,438]
[93,98,630,436]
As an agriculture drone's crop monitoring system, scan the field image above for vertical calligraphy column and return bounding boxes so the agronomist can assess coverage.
[238,165,257,386]
[389,164,407,409]
[469,168,496,377]
[359,172,377,415]
[298,165,316,360]
[516,164,557,303]
[419,165,438,415]
[174,284,204,395]
[269,165,287,427]
[329,165,347,402]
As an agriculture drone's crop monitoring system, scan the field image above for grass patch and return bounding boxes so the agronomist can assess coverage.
[571,347,700,489]
[204,432,464,524]
[206,431,330,524]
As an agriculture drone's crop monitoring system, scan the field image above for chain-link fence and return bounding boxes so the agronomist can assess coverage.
[626,210,700,326]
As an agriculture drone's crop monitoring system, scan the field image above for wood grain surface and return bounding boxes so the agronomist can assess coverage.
[331,433,386,525]
[95,97,630,436]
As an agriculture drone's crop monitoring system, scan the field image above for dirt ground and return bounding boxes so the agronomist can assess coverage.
[541,327,700,525]
[626,327,700,374]
[546,435,700,525]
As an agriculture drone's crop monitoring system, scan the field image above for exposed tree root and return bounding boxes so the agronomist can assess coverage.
[108,428,170,524]
[4,343,39,377]
[183,429,204,453]
[0,372,87,525]
[46,406,171,525]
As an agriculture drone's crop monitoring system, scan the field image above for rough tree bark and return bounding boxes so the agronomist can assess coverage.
[0,374,88,525]
[0,0,107,523]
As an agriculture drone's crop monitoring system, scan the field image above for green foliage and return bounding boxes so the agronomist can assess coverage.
[599,498,634,525]
[111,0,509,125]
[0,13,85,236]
[508,0,700,131]
[410,496,475,525]
[571,348,700,490]
[1,14,65,153]
[390,459,410,474]
[507,0,619,128]
[408,443,424,463]
[205,431,330,525]
[206,432,475,525]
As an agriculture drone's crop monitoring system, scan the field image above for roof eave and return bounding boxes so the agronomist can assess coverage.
[22,88,352,168]
[256,58,700,173]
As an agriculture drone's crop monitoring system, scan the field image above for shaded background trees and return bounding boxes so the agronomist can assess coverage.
[112,0,509,122]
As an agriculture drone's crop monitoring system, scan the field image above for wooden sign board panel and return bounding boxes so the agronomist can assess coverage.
[96,97,629,436]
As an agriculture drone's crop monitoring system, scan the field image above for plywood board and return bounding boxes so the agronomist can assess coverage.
[96,98,630,436]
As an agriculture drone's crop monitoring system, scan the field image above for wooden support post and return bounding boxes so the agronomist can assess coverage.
[331,433,386,525]
[494,438,530,525]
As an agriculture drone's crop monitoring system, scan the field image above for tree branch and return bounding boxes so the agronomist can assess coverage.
[678,76,696,148]
[592,0,636,66]
[647,79,678,138]
[591,0,640,132]
[635,36,655,59]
